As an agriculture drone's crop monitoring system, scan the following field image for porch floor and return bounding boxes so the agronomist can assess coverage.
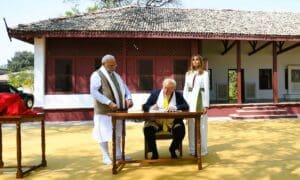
[211,99,300,105]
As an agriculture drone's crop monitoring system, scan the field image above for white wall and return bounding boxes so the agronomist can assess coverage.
[43,93,150,112]
[277,43,300,98]
[203,40,300,101]
[33,37,46,107]
[42,40,300,109]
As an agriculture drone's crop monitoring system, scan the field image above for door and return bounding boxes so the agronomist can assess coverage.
[228,69,245,103]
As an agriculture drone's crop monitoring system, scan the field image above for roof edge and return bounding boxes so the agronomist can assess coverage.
[9,30,300,42]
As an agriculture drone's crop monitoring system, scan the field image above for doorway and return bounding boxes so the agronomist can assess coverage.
[228,69,245,103]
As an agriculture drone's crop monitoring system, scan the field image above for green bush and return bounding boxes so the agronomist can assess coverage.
[8,70,34,88]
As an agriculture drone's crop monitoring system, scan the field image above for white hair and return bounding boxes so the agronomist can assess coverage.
[163,78,176,88]
[101,54,116,64]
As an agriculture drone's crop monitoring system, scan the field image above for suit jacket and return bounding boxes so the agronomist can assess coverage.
[143,90,189,112]
[142,89,189,129]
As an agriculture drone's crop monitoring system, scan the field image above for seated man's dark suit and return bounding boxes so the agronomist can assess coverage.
[142,89,189,159]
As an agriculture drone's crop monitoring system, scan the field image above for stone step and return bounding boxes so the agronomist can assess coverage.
[236,109,287,115]
[241,106,278,110]
[229,114,298,120]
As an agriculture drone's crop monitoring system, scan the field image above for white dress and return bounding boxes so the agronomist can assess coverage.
[183,70,209,155]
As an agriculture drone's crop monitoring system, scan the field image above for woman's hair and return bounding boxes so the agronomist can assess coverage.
[188,54,204,74]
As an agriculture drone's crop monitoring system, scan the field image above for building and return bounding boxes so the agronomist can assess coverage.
[7,6,300,121]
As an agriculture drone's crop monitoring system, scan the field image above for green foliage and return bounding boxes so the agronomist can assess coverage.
[65,6,81,16]
[87,4,100,12]
[7,51,34,72]
[63,0,180,15]
[8,70,34,88]
[229,70,237,102]
[137,0,181,7]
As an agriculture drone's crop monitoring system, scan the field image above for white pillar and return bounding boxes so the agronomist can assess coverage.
[33,37,46,108]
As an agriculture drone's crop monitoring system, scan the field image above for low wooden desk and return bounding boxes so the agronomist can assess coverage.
[0,113,47,178]
[108,111,202,174]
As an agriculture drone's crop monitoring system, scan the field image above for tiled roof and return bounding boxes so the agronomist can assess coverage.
[8,6,300,41]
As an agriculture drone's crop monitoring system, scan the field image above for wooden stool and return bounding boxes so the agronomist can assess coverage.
[144,131,183,159]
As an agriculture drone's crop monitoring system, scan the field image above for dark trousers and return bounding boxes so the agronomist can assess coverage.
[143,121,185,156]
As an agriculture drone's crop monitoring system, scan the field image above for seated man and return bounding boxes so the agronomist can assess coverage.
[143,78,189,159]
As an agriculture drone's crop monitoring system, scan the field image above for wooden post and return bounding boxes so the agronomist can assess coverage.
[236,41,242,104]
[16,122,22,178]
[122,39,127,81]
[204,58,208,71]
[0,124,3,167]
[112,117,117,174]
[273,42,278,103]
[191,40,198,55]
[41,116,47,166]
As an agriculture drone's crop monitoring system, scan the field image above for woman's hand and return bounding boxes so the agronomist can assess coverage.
[203,107,208,114]
[126,99,133,108]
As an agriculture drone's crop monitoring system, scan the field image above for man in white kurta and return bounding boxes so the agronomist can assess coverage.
[183,69,210,156]
[90,54,133,165]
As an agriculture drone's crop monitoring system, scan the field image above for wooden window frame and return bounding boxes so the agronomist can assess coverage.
[54,58,74,93]
[138,59,153,91]
[173,59,188,91]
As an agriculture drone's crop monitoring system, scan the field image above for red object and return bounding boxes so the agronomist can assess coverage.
[0,93,36,115]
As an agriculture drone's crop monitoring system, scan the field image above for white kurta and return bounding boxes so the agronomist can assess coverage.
[92,114,123,143]
[183,70,210,155]
[90,66,132,143]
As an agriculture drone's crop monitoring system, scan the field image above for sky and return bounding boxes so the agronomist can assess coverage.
[1,0,300,66]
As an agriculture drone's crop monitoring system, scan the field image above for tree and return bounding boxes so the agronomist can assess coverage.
[7,51,34,72]
[137,0,180,7]
[8,71,34,88]
[63,0,180,16]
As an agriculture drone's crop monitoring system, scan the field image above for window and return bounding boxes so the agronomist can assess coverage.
[94,57,102,70]
[259,69,272,89]
[291,69,300,82]
[55,59,73,92]
[139,60,153,91]
[173,60,188,90]
[48,57,96,94]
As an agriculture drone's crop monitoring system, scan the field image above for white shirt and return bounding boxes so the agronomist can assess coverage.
[90,70,132,105]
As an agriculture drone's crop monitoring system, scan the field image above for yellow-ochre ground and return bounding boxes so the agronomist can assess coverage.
[1,119,300,180]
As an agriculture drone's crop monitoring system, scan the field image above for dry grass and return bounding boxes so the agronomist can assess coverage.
[1,119,300,180]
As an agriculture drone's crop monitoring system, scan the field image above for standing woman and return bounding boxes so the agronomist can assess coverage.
[183,54,210,156]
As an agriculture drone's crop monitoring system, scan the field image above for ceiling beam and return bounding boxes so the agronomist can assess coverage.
[277,42,300,55]
[248,41,257,51]
[248,41,272,56]
[276,41,285,51]
[221,40,236,55]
